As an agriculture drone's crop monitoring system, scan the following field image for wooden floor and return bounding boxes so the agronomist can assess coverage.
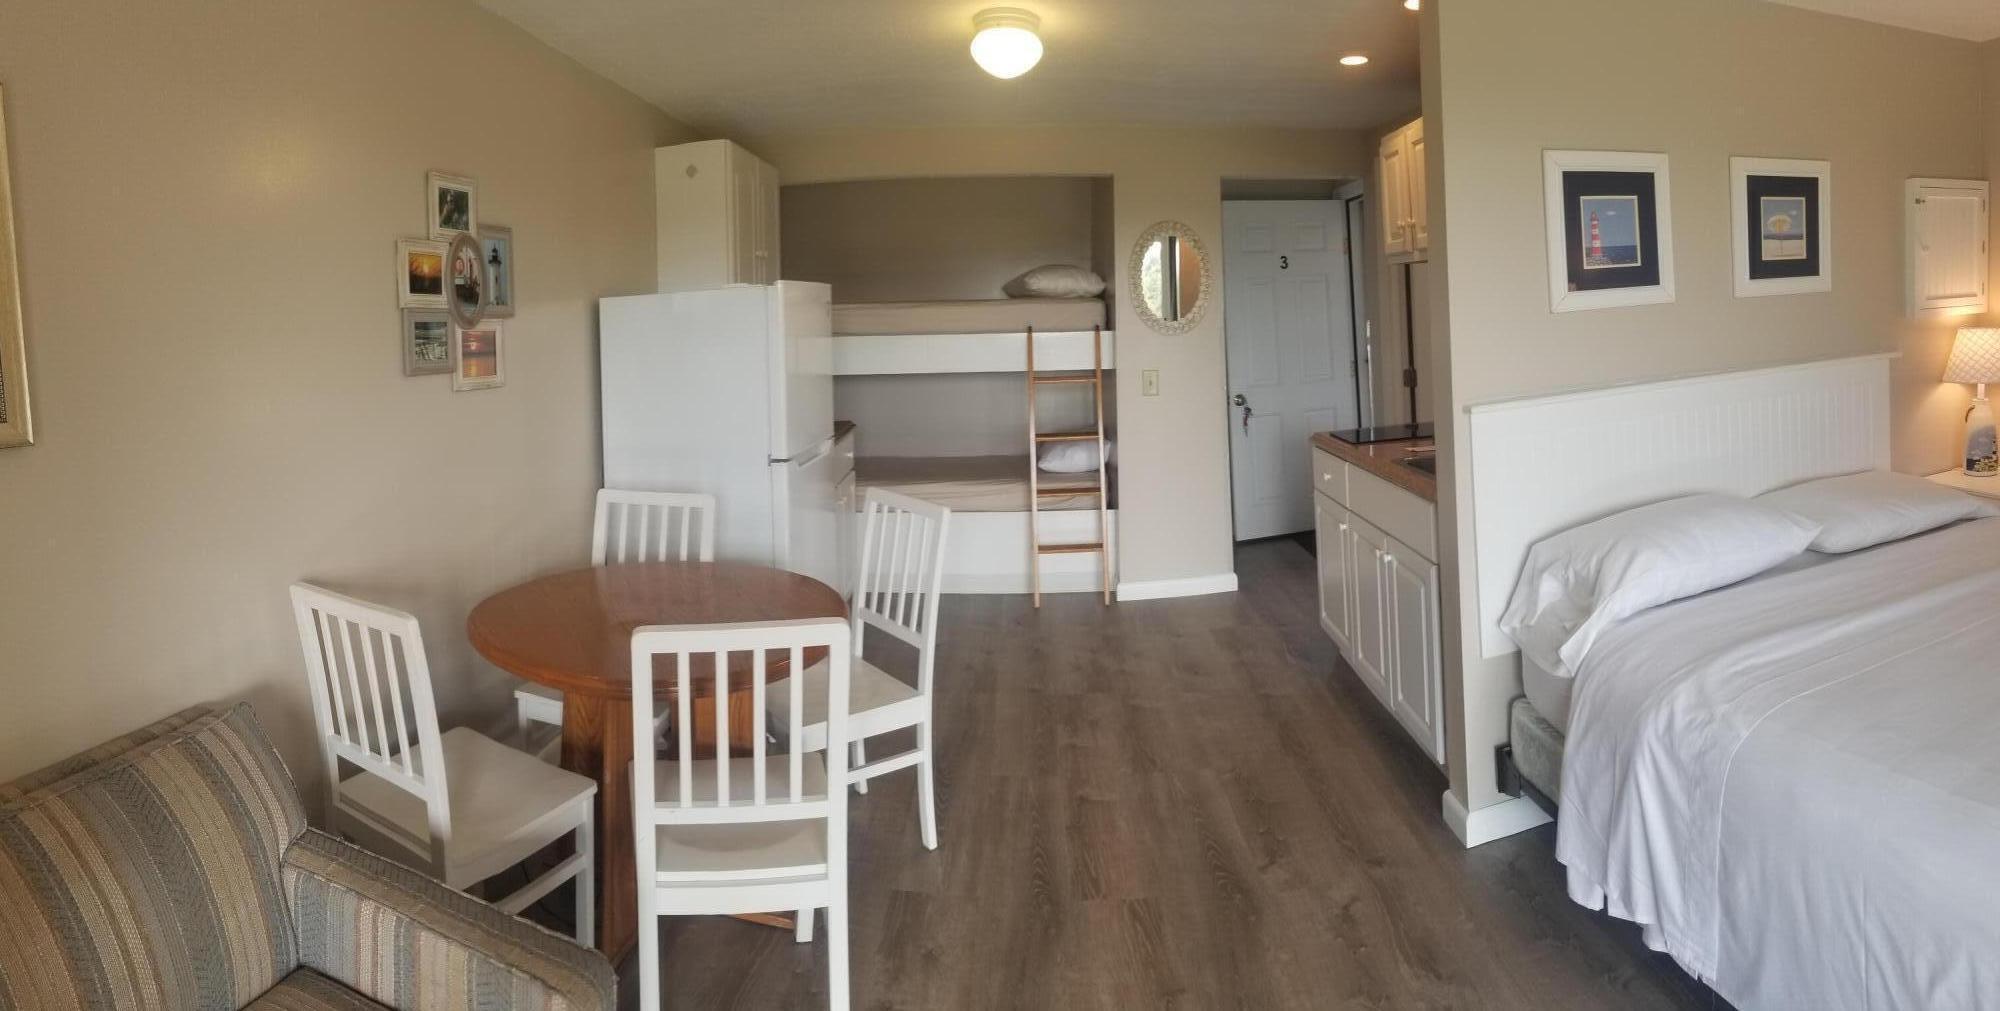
[620,539,1719,1009]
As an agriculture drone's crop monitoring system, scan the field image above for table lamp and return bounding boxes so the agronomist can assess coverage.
[1944,326,2000,476]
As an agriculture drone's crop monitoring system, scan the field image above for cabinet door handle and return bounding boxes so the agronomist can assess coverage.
[1337,522,1349,532]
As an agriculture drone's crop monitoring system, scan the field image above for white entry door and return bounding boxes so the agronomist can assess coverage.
[1223,200,1357,541]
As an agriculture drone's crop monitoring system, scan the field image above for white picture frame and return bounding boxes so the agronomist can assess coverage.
[479,224,514,319]
[0,85,31,449]
[395,237,448,310]
[402,309,452,376]
[1543,149,1675,313]
[427,171,477,240]
[452,319,505,391]
[1732,157,1832,299]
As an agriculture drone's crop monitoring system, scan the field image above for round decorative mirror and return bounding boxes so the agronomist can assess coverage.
[1129,220,1212,334]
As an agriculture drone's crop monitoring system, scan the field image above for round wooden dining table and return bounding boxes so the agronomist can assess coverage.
[467,560,846,961]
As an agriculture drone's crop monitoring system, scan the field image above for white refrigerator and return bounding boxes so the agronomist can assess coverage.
[599,282,849,591]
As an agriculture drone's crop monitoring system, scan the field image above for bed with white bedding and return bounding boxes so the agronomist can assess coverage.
[1556,517,2000,1008]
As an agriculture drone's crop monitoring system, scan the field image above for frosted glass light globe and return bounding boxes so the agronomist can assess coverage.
[970,9,1043,79]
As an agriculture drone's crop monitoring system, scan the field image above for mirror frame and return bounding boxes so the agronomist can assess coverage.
[1127,220,1213,335]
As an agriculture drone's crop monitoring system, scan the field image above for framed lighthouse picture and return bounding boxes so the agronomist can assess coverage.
[1730,156,1830,298]
[1543,149,1676,312]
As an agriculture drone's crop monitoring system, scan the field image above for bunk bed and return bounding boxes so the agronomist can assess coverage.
[831,296,1116,375]
[833,296,1116,596]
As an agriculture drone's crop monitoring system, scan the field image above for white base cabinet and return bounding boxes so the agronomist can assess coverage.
[1312,448,1445,764]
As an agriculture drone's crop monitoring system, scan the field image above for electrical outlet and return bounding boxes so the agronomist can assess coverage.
[1141,369,1160,396]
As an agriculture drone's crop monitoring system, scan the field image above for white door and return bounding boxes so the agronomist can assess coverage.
[1223,200,1358,541]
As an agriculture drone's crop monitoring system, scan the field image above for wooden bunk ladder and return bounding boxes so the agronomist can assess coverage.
[1026,324,1112,607]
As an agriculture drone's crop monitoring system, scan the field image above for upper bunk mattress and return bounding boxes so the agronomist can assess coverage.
[855,455,1102,512]
[833,297,1106,337]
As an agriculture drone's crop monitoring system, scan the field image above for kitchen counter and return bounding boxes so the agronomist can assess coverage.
[1311,432,1436,502]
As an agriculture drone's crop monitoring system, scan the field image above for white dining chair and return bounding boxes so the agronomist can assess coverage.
[769,487,949,859]
[290,582,597,946]
[515,488,719,756]
[632,617,853,1011]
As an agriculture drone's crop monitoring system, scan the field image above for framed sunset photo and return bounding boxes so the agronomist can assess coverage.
[452,319,504,391]
[396,238,447,310]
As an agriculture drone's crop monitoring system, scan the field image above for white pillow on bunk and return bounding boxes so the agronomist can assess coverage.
[1039,439,1114,473]
[1005,265,1106,299]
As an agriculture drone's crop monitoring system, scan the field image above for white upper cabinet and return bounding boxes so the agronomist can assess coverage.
[1907,178,1988,316]
[656,139,782,292]
[1406,120,1428,254]
[1378,118,1428,262]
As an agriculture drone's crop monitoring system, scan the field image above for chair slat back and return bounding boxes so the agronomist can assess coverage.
[593,489,716,565]
[289,583,450,863]
[630,618,849,826]
[852,488,950,694]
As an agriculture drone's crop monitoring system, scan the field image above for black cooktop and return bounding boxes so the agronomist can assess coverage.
[1326,422,1434,445]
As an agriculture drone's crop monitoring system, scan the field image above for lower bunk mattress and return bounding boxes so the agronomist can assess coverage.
[854,455,1102,512]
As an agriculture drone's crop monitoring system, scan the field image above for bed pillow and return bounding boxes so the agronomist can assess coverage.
[1039,439,1113,473]
[1498,494,1820,679]
[1756,469,1999,553]
[1004,265,1106,299]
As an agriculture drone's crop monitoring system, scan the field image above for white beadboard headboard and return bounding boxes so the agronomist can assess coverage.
[1465,353,1894,659]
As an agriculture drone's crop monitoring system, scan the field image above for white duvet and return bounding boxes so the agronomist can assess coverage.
[1559,517,2000,1010]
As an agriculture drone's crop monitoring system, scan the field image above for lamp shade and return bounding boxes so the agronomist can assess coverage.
[1943,327,2000,384]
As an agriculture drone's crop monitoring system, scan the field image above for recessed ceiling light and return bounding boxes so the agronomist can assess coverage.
[1404,0,1420,10]
[970,7,1044,80]
[1339,54,1370,67]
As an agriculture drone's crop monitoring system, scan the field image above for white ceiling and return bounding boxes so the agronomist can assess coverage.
[473,0,1421,138]
[1763,0,2000,41]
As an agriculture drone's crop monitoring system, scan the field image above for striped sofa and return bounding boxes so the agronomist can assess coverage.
[0,704,614,1011]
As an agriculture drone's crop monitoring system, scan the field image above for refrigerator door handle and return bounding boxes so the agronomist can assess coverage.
[774,436,834,468]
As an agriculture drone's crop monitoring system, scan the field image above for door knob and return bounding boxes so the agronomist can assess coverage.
[1232,394,1251,434]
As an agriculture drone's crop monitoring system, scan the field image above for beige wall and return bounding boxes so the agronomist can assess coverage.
[1990,40,2000,317]
[0,0,689,794]
[754,125,1373,586]
[782,176,1102,302]
[1429,0,1988,812]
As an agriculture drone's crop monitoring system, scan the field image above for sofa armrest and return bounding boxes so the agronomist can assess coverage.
[282,829,613,1011]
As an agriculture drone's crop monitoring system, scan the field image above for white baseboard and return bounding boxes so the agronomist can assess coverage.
[1114,572,1239,602]
[1441,790,1552,848]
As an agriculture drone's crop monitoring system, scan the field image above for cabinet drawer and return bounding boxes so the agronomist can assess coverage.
[1346,465,1435,561]
[1312,449,1347,505]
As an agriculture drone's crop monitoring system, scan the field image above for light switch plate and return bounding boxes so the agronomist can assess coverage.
[1142,369,1160,396]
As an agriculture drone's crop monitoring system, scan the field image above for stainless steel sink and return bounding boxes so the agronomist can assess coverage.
[1397,455,1437,476]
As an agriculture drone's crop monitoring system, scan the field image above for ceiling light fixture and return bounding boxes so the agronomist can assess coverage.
[1339,54,1370,66]
[1404,0,1420,10]
[970,7,1044,79]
